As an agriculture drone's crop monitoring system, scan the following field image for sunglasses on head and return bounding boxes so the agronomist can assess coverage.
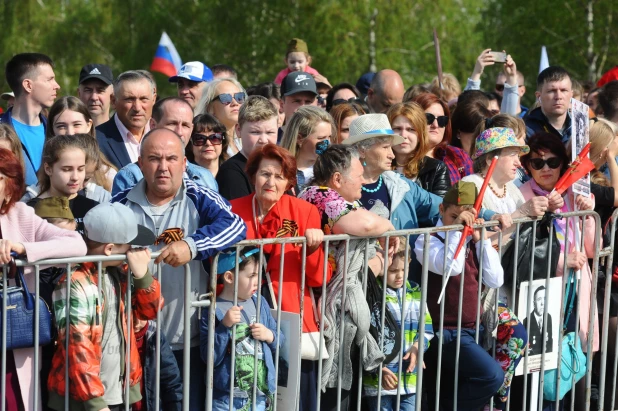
[332,97,357,106]
[191,133,224,146]
[214,92,246,105]
[425,113,449,127]
[529,157,562,170]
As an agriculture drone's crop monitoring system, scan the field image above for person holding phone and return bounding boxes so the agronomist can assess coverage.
[463,49,524,117]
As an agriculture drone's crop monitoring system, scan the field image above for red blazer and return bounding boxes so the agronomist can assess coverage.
[230,194,331,332]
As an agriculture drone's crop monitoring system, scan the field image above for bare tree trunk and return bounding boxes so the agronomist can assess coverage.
[586,0,596,82]
[369,8,378,73]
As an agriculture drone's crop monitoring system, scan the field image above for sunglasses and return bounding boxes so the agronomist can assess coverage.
[425,113,449,128]
[317,96,326,106]
[191,133,224,146]
[214,92,246,105]
[495,84,524,92]
[332,97,357,106]
[529,157,562,170]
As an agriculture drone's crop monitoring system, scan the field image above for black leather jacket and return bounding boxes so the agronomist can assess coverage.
[417,156,451,198]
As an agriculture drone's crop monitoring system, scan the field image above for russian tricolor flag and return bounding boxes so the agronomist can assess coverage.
[150,32,182,77]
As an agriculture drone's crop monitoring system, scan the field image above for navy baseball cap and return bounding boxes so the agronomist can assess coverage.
[169,61,214,83]
[356,72,376,96]
[280,71,318,97]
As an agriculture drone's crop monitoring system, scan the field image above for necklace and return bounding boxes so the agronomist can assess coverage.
[488,182,507,198]
[362,175,383,193]
[395,162,407,167]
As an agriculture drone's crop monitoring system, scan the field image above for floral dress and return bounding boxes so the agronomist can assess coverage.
[298,186,361,270]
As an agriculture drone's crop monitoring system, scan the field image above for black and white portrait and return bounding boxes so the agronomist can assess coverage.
[522,285,553,355]
[516,277,561,375]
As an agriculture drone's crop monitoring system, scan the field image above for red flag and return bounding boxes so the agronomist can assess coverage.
[438,156,498,303]
[554,143,595,195]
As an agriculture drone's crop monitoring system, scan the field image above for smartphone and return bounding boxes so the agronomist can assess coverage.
[488,51,507,63]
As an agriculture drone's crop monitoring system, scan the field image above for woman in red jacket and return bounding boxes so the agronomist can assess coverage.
[230,143,331,411]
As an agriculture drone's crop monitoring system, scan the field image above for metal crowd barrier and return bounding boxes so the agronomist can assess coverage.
[1,210,614,411]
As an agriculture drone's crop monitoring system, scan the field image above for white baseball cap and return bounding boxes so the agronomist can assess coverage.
[84,203,155,246]
[1,92,14,101]
[168,61,213,83]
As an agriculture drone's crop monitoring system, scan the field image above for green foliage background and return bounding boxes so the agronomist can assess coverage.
[0,0,616,105]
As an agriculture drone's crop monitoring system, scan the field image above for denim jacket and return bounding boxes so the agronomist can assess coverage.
[200,295,283,399]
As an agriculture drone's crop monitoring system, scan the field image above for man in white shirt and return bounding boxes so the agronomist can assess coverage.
[96,70,155,170]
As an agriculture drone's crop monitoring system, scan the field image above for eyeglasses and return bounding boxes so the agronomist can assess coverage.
[529,157,562,170]
[214,92,246,105]
[191,133,224,146]
[332,97,357,106]
[495,84,524,92]
[425,113,449,127]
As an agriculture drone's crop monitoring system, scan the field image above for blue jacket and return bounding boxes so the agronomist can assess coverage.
[382,171,441,235]
[96,115,131,170]
[524,106,572,144]
[0,107,48,185]
[200,295,283,399]
[111,162,218,195]
[141,321,183,411]
[112,178,246,348]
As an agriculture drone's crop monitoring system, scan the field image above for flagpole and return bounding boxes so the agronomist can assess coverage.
[433,29,443,90]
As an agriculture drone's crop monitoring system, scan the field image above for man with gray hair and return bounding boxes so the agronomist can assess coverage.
[96,70,156,169]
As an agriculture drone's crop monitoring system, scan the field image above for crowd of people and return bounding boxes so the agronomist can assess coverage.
[1,38,618,411]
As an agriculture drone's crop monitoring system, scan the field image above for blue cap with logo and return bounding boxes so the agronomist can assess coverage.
[216,247,260,275]
[169,61,214,83]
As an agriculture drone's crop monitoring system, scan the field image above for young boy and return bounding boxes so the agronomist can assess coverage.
[414,181,504,411]
[363,237,434,411]
[200,246,283,411]
[217,95,279,200]
[274,38,328,86]
[47,202,162,411]
[33,195,78,232]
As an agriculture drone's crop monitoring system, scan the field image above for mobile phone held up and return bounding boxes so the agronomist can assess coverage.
[488,51,507,63]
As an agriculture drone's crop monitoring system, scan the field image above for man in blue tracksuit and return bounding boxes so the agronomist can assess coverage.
[0,53,59,185]
[112,127,246,410]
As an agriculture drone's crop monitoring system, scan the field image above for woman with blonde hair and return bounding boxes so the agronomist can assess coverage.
[197,77,246,157]
[329,101,365,143]
[387,102,451,197]
[281,105,336,192]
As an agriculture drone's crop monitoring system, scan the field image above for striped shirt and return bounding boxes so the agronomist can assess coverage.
[363,281,434,396]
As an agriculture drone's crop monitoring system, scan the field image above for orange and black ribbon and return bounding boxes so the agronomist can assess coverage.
[276,219,299,238]
[155,228,184,245]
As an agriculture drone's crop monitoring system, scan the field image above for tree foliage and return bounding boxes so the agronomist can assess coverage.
[0,0,616,101]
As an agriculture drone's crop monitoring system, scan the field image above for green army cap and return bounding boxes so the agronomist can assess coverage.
[287,38,309,54]
[443,181,478,206]
[33,196,74,220]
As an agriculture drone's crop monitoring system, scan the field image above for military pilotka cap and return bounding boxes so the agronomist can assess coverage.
[280,71,317,97]
[33,197,75,220]
[83,203,155,246]
[287,38,309,54]
[443,181,478,206]
[79,64,114,85]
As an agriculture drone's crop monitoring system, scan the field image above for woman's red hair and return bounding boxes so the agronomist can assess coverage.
[246,144,297,190]
[411,93,453,153]
[0,148,25,214]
